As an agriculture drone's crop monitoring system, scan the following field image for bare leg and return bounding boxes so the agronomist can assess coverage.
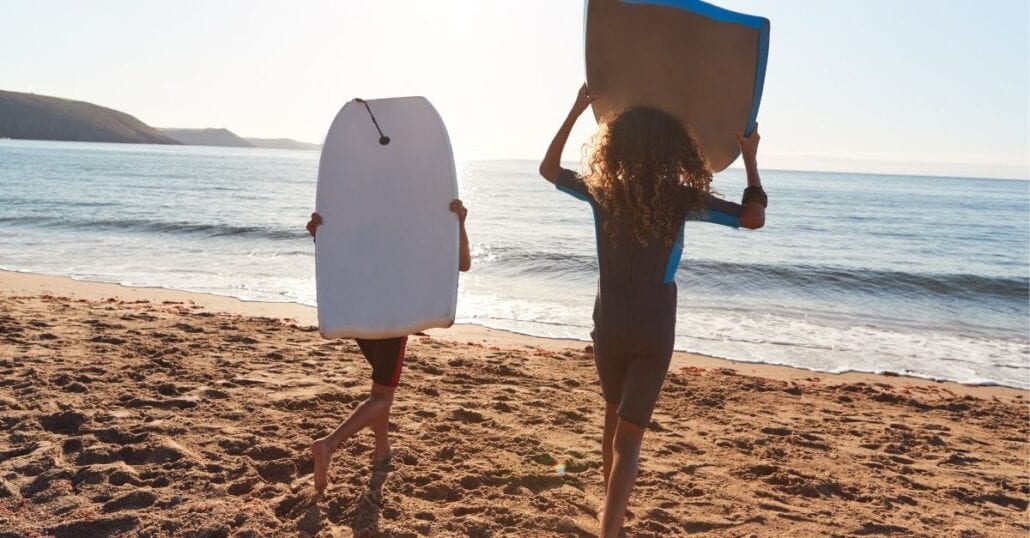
[371,397,394,464]
[601,402,619,491]
[599,418,645,537]
[312,382,396,492]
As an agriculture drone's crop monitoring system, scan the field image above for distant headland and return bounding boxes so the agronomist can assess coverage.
[156,129,321,150]
[158,128,253,148]
[0,90,179,145]
[0,90,319,150]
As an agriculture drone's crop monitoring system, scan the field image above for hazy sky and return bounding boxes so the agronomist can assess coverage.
[3,0,1028,178]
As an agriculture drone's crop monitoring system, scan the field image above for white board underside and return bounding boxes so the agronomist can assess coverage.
[315,97,459,339]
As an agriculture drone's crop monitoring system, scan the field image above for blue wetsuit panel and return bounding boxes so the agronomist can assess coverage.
[555,170,743,283]
[663,193,742,282]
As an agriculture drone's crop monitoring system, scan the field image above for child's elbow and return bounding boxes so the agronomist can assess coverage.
[740,205,765,230]
[459,259,472,272]
[741,217,764,230]
[740,212,765,230]
[538,162,558,182]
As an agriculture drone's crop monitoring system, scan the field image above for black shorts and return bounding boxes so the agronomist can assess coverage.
[591,287,677,428]
[355,337,407,388]
[592,334,673,428]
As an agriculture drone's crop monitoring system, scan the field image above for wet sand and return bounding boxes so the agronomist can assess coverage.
[1,271,1027,536]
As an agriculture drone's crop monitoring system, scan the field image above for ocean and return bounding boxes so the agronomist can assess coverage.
[1,139,1027,388]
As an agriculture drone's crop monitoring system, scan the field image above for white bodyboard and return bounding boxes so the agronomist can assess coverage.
[315,97,458,339]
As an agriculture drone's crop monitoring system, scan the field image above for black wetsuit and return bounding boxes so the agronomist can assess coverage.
[555,169,745,427]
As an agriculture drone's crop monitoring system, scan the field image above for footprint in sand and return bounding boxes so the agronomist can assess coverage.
[39,410,89,434]
[102,489,157,512]
[44,515,140,538]
[450,407,487,423]
[256,459,297,483]
[247,444,293,461]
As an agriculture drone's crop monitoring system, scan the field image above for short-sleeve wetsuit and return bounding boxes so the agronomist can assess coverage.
[555,168,744,427]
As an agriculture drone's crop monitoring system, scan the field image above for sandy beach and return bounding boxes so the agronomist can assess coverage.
[1,270,1027,537]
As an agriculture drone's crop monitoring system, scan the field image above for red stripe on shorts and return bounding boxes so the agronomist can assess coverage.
[388,336,407,387]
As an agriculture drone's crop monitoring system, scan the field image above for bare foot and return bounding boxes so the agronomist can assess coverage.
[372,447,397,471]
[311,439,331,492]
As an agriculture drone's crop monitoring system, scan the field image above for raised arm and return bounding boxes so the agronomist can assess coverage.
[450,199,471,272]
[694,127,766,229]
[736,126,765,230]
[539,84,598,184]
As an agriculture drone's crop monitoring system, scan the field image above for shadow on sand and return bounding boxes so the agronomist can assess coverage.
[349,464,392,537]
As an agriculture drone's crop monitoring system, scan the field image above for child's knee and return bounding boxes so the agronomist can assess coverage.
[613,421,645,454]
[367,391,394,410]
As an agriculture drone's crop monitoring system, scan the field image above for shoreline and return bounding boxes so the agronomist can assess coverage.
[2,269,1024,399]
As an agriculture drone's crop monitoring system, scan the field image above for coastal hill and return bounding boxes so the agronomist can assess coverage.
[0,89,320,150]
[0,90,179,145]
[157,129,321,150]
[159,128,253,148]
[245,137,321,150]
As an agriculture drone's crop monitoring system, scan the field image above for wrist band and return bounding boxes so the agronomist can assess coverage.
[742,186,768,208]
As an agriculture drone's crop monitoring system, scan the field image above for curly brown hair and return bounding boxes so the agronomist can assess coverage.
[584,106,712,247]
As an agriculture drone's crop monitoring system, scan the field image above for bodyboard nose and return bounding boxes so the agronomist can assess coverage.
[585,0,769,172]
